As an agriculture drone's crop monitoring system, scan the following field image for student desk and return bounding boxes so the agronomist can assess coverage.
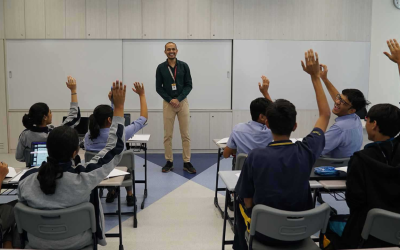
[310,170,347,203]
[126,134,151,209]
[212,139,227,219]
[219,170,239,250]
[97,167,126,250]
[2,167,127,250]
[218,171,325,250]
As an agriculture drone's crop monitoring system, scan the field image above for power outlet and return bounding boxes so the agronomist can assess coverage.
[395,0,400,9]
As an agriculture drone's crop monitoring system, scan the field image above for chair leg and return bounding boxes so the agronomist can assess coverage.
[93,233,98,250]
[132,170,137,228]
[358,239,365,249]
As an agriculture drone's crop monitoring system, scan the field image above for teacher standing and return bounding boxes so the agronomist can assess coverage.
[156,42,196,174]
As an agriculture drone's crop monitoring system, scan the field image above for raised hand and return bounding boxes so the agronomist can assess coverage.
[66,76,77,92]
[320,64,328,80]
[258,75,269,95]
[132,82,145,96]
[301,49,320,78]
[112,80,126,110]
[384,39,400,64]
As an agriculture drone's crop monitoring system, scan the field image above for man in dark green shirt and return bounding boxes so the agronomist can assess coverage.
[156,42,196,174]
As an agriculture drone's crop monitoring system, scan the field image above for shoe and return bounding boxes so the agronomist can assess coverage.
[228,198,234,211]
[126,195,134,206]
[106,190,118,203]
[183,162,196,174]
[162,161,174,173]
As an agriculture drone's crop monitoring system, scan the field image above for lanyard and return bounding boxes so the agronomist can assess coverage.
[168,66,177,82]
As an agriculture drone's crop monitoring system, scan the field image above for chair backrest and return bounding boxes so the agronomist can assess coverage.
[361,208,400,246]
[235,153,248,171]
[313,157,350,168]
[14,202,96,241]
[249,203,331,242]
[85,150,135,171]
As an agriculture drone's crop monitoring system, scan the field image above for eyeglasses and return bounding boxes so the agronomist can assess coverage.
[335,94,350,106]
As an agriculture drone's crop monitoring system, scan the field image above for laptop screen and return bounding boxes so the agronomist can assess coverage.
[30,142,48,167]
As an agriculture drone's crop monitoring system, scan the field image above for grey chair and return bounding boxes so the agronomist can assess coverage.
[234,153,248,171]
[359,208,400,248]
[313,157,350,168]
[245,203,331,250]
[85,150,138,228]
[14,202,97,250]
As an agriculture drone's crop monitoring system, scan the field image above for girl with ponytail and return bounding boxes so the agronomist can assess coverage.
[84,82,148,206]
[17,81,127,249]
[16,76,81,166]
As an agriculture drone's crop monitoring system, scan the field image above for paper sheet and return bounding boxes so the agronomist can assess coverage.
[128,134,151,142]
[217,138,229,144]
[9,169,29,183]
[6,167,17,178]
[106,169,130,179]
[336,167,348,173]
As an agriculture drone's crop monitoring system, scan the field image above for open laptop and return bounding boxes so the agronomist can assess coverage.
[29,142,48,167]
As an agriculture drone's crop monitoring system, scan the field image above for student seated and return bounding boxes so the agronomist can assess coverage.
[84,82,147,206]
[16,76,81,166]
[223,76,273,158]
[233,50,331,249]
[17,81,127,249]
[326,39,400,250]
[319,64,369,158]
[0,162,19,248]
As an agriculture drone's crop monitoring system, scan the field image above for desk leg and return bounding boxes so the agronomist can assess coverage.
[117,187,124,250]
[214,148,221,206]
[141,143,148,209]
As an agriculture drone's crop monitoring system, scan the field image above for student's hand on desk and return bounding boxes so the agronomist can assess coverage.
[0,162,9,180]
[384,39,400,64]
[319,64,328,80]
[170,99,180,108]
[132,82,145,96]
[258,75,270,95]
[66,76,77,92]
[301,49,320,78]
[112,80,126,110]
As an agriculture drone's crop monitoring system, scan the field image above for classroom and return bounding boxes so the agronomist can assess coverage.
[0,0,399,249]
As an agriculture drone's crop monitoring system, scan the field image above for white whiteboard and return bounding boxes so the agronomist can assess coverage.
[123,40,232,110]
[6,40,122,110]
[233,40,371,110]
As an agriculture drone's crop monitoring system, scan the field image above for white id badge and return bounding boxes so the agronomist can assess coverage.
[172,83,177,91]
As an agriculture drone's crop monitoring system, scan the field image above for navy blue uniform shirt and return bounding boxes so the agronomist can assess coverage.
[235,128,325,212]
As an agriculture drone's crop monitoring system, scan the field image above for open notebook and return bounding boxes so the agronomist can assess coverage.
[7,168,130,184]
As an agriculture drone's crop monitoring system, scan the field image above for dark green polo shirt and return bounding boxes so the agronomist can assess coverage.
[156,59,193,103]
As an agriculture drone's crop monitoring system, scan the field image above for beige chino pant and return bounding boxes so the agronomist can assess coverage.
[163,98,191,163]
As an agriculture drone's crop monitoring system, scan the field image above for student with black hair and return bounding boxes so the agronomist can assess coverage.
[319,64,369,158]
[223,76,273,158]
[233,50,331,249]
[16,76,81,166]
[17,81,127,249]
[326,39,400,250]
[84,82,147,206]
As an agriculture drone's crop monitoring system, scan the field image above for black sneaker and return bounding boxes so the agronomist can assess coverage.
[162,161,174,173]
[126,195,134,206]
[228,198,234,211]
[106,190,118,203]
[183,162,196,174]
